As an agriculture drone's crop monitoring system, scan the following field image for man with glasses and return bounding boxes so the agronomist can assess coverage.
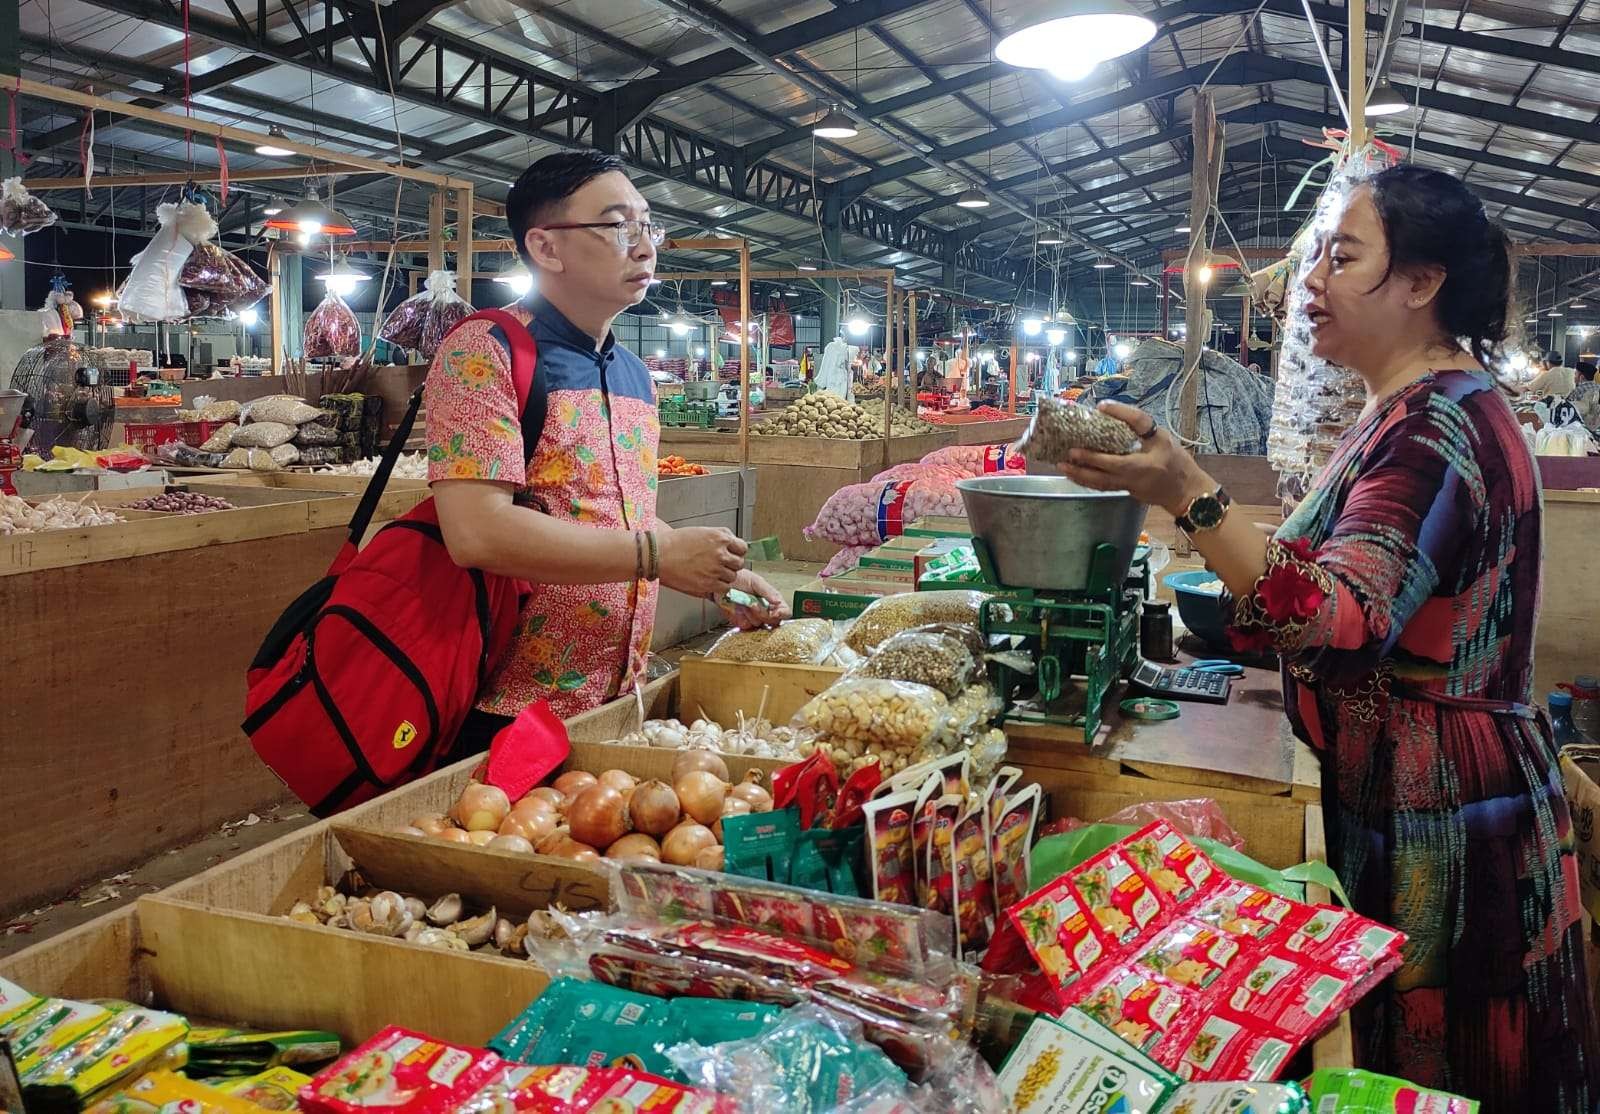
[425,150,788,755]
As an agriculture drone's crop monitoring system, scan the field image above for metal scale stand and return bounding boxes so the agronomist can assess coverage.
[973,538,1148,742]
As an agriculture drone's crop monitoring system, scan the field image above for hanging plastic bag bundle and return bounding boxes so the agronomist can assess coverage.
[117,203,195,322]
[0,177,58,235]
[304,290,361,358]
[378,269,473,358]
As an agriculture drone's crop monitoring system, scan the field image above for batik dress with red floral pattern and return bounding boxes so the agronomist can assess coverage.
[1225,370,1596,1113]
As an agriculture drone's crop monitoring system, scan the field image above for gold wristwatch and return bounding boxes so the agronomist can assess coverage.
[1175,486,1231,535]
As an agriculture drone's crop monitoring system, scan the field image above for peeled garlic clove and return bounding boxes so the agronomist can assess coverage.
[403,896,428,921]
[403,921,426,942]
[505,923,529,957]
[426,892,464,926]
[287,906,321,926]
[345,899,377,934]
[414,928,454,949]
[452,907,497,947]
[369,891,409,935]
[289,900,315,918]
[316,885,337,905]
[493,917,517,952]
[320,892,348,919]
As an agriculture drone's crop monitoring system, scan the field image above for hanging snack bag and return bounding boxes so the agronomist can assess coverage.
[304,291,361,358]
[989,783,1039,915]
[909,773,944,911]
[862,787,919,906]
[0,177,57,235]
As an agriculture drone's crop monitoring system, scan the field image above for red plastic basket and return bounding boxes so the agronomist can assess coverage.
[123,420,232,460]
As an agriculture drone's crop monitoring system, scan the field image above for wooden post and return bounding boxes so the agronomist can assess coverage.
[738,241,751,473]
[882,278,895,470]
[1179,91,1220,447]
[907,292,919,394]
[268,244,284,376]
[428,190,445,274]
[1348,1,1367,149]
[1007,343,1019,414]
[457,184,474,299]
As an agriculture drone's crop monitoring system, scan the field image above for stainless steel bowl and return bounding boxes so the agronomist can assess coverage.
[956,475,1148,590]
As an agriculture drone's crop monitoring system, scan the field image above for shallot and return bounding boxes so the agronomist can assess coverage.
[553,770,598,801]
[672,750,729,784]
[605,833,662,862]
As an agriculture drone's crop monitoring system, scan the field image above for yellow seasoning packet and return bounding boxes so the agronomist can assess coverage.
[85,1070,273,1114]
[218,1067,314,1111]
[25,1007,189,1106]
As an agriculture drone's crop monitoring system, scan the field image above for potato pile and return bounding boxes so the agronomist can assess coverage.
[753,393,883,438]
[858,398,937,436]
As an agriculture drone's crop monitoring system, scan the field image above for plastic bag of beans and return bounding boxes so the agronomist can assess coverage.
[1012,395,1140,462]
[843,591,992,654]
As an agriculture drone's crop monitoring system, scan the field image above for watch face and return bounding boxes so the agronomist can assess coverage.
[1188,495,1226,530]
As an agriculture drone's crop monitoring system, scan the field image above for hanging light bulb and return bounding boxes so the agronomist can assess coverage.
[261,196,288,216]
[847,316,870,337]
[1064,348,1077,361]
[1114,342,1132,359]
[812,106,858,139]
[317,259,369,297]
[266,187,355,237]
[670,315,691,336]
[955,187,990,209]
[1022,317,1043,336]
[493,258,535,297]
[254,126,295,158]
[1197,264,1214,283]
[1037,226,1065,245]
[995,0,1157,75]
[1366,81,1410,117]
[239,307,259,326]
[1045,328,1067,345]
[694,346,706,357]
[655,349,666,358]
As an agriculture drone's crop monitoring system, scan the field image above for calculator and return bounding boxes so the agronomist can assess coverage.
[1131,660,1233,704]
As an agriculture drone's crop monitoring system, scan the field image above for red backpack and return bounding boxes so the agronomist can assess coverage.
[243,309,546,815]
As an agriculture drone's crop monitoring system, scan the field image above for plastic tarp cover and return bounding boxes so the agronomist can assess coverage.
[1088,338,1273,456]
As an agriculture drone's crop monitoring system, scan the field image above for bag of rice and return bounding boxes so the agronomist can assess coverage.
[242,395,324,425]
[199,422,237,452]
[229,421,297,448]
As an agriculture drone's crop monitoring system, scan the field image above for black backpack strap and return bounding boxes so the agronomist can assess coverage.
[346,387,422,546]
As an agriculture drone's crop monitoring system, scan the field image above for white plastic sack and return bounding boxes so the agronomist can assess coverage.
[117,203,194,322]
[805,475,966,547]
[815,336,853,402]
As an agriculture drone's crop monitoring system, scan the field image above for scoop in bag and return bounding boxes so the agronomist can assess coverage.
[1012,395,1141,462]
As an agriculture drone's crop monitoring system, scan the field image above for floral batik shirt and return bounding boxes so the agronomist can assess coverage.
[424,296,659,718]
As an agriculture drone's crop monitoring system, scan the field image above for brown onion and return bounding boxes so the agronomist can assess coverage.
[411,814,453,838]
[674,770,729,826]
[455,784,511,831]
[694,845,725,871]
[712,795,752,841]
[466,830,496,846]
[499,809,557,843]
[606,833,662,862]
[672,749,729,784]
[568,785,630,849]
[729,780,774,813]
[627,780,681,837]
[535,825,572,854]
[542,836,600,863]
[525,787,567,812]
[437,828,472,844]
[488,834,534,853]
[598,769,637,794]
[662,822,717,865]
[552,770,598,800]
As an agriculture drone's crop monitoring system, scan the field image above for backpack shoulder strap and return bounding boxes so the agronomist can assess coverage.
[344,308,543,546]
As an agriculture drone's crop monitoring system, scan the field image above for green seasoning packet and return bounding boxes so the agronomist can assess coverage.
[493,980,669,1063]
[721,808,800,883]
[1308,1069,1480,1113]
[788,826,865,896]
[920,546,982,585]
[665,999,781,1047]
[1164,1082,1311,1114]
[184,1029,340,1075]
[762,1015,904,1114]
[541,1017,677,1081]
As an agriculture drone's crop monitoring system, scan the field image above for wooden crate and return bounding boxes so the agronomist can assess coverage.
[949,417,1030,446]
[658,430,956,561]
[1537,489,1600,700]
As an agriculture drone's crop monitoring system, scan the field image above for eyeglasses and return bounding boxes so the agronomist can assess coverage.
[537,219,668,249]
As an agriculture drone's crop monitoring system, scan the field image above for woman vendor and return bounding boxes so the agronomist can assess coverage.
[1061,165,1597,1112]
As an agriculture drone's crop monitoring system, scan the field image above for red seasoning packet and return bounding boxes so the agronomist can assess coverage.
[1070,846,1171,950]
[1001,874,1110,1000]
[952,790,995,957]
[1121,821,1219,904]
[989,784,1040,915]
[910,773,944,910]
[772,751,839,830]
[300,1027,501,1114]
[927,794,963,918]
[862,787,919,906]
[832,762,883,830]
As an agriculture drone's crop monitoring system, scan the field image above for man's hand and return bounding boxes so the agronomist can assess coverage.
[658,526,746,596]
[728,569,791,629]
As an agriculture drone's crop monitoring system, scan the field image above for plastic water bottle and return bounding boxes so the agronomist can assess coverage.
[1551,692,1583,746]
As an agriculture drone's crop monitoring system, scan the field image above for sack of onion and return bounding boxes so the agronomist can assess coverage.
[397,755,775,871]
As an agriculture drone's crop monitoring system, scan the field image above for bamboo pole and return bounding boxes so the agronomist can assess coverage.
[458,184,474,297]
[268,244,284,376]
[1007,343,1018,415]
[1348,1,1367,149]
[427,191,445,274]
[739,241,751,473]
[1179,91,1221,447]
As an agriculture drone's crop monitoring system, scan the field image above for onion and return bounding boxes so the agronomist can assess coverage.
[606,833,662,862]
[437,828,472,844]
[662,822,717,866]
[713,795,752,841]
[525,787,566,812]
[488,834,534,853]
[672,750,729,784]
[411,814,453,837]
[694,845,725,871]
[729,780,774,813]
[542,836,600,863]
[598,769,637,794]
[553,770,598,801]
[499,809,557,843]
[535,826,572,855]
[568,785,631,848]
[466,830,496,846]
[455,784,511,832]
[399,825,426,837]
[627,780,681,837]
[674,770,729,826]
